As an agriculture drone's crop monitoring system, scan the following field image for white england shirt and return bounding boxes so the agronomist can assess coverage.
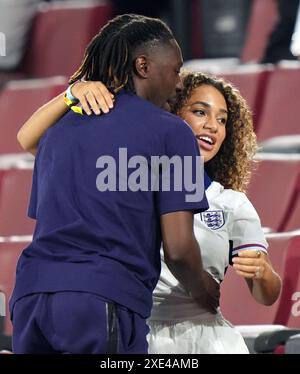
[150,181,268,322]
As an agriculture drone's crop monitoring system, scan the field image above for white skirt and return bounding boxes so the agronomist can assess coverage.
[148,316,249,354]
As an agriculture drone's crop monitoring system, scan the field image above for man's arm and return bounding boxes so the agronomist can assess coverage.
[161,211,219,312]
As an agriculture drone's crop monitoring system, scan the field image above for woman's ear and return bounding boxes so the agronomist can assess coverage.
[134,56,149,78]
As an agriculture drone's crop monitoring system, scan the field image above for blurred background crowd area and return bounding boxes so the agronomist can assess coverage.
[0,0,300,162]
[1,0,300,73]
[1,0,300,354]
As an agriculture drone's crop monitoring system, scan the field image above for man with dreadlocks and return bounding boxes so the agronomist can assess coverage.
[10,14,214,354]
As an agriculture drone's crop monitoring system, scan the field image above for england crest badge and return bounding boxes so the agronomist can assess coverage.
[200,210,225,230]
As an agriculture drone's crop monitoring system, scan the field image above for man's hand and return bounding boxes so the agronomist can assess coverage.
[195,271,220,314]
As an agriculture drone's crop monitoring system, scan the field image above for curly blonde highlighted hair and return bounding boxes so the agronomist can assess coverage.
[171,72,257,192]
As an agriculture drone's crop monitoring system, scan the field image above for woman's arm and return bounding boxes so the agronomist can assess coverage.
[17,82,114,156]
[232,250,282,306]
[17,92,68,155]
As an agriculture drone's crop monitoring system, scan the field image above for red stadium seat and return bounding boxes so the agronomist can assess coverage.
[238,234,300,353]
[241,0,278,63]
[220,233,299,325]
[274,235,300,327]
[247,154,300,232]
[257,66,300,141]
[282,169,300,232]
[0,77,67,154]
[219,66,272,129]
[0,169,34,236]
[22,2,113,78]
[221,266,279,325]
[0,241,29,337]
[0,71,26,87]
[283,193,300,232]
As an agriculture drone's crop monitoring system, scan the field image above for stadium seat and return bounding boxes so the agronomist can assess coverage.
[247,154,300,232]
[0,240,30,341]
[260,135,300,154]
[221,266,280,325]
[274,235,300,327]
[219,66,272,128]
[282,170,300,232]
[241,0,278,63]
[22,1,113,78]
[247,234,300,353]
[0,77,67,154]
[254,327,300,353]
[285,333,300,353]
[0,168,34,236]
[256,66,300,141]
[0,71,26,88]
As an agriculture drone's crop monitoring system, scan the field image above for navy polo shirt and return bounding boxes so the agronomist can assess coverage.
[10,91,208,318]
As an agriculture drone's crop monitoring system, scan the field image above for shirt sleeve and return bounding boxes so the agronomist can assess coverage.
[228,193,268,265]
[155,118,208,216]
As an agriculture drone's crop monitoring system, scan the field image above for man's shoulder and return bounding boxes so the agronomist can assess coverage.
[160,113,195,138]
[147,108,193,137]
[153,108,189,127]
[118,92,190,128]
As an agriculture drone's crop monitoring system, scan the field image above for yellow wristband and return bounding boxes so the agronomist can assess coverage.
[63,94,76,107]
[70,105,84,115]
[63,93,84,115]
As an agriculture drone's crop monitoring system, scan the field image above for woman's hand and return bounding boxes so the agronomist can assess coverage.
[232,249,282,305]
[71,81,115,116]
[232,249,271,281]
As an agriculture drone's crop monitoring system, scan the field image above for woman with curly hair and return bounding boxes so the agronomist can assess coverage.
[17,72,281,354]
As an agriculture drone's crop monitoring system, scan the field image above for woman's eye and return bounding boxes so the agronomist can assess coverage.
[219,118,227,125]
[192,110,205,116]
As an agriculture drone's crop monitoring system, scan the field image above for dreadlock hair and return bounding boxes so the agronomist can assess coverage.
[69,14,175,94]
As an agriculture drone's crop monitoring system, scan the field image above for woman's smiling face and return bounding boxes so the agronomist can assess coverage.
[179,84,228,162]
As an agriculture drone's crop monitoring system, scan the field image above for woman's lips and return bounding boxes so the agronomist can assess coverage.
[197,138,214,151]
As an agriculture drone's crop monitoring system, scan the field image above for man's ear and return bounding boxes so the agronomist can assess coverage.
[134,56,149,78]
